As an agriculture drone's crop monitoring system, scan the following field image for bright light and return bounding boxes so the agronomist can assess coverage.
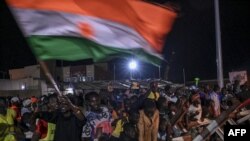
[128,60,137,70]
[21,85,25,90]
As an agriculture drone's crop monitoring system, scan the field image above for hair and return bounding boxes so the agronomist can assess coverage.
[130,95,138,103]
[150,81,158,89]
[85,92,100,101]
[213,85,220,92]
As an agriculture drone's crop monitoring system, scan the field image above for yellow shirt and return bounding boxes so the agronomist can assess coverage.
[39,122,56,141]
[147,92,160,101]
[0,108,17,141]
[111,119,124,138]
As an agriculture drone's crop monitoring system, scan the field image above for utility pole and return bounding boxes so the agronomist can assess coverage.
[214,0,224,88]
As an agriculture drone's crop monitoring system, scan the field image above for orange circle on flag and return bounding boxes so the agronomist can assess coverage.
[78,22,94,39]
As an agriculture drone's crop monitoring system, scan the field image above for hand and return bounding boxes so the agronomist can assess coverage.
[58,96,71,106]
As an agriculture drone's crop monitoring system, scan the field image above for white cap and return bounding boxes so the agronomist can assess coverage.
[11,97,19,103]
[23,99,32,107]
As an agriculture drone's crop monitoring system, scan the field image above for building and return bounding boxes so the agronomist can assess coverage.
[0,65,47,97]
[0,62,112,96]
[56,62,112,83]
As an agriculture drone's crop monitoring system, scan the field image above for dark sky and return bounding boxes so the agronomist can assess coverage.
[0,0,250,82]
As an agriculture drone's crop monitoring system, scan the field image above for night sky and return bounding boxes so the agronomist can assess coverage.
[0,0,250,82]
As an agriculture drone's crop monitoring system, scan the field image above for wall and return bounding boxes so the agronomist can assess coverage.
[0,90,41,98]
[9,65,40,80]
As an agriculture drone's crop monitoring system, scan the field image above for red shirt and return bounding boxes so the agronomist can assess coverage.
[35,119,48,139]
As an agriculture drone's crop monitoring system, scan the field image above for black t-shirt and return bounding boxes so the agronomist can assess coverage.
[37,111,85,141]
[54,113,84,141]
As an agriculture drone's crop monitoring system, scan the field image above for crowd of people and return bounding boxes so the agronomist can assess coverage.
[0,80,250,141]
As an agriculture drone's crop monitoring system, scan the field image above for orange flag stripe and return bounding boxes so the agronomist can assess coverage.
[7,0,177,52]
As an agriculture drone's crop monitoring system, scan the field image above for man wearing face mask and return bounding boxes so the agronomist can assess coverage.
[0,97,17,141]
[53,95,86,141]
[138,99,159,141]
[32,94,85,141]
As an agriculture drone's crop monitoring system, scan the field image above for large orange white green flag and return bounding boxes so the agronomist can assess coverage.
[6,0,177,65]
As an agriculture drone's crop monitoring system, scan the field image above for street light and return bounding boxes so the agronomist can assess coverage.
[128,60,137,70]
[128,60,137,79]
[21,84,25,90]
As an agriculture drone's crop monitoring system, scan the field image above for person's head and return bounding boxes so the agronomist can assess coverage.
[213,85,221,93]
[123,123,137,139]
[48,94,59,111]
[191,94,200,107]
[10,97,20,106]
[143,99,157,118]
[159,118,167,132]
[0,97,7,115]
[31,102,38,112]
[59,96,71,114]
[130,95,138,104]
[124,98,131,112]
[39,95,49,111]
[23,99,32,110]
[221,87,227,95]
[128,111,139,124]
[85,92,101,112]
[204,84,211,93]
[209,100,215,107]
[114,104,124,118]
[157,96,168,109]
[150,81,158,93]
[241,84,248,92]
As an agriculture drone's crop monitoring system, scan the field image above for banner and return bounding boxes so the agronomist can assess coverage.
[229,71,248,85]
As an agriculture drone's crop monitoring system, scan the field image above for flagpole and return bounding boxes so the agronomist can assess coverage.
[214,0,224,88]
[39,61,62,95]
[158,65,161,79]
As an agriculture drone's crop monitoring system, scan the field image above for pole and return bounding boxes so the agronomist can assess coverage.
[183,68,186,86]
[130,70,133,80]
[39,61,62,95]
[113,64,116,81]
[158,65,161,79]
[214,0,224,88]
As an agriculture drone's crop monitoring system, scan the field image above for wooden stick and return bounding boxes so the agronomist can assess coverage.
[38,61,62,95]
[193,98,241,141]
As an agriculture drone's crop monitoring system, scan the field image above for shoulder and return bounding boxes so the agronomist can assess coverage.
[7,108,16,116]
[100,106,109,112]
